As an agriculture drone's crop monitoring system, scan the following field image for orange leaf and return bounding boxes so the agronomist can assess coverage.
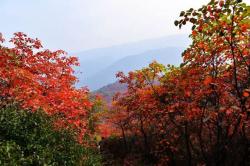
[243,91,249,97]
[204,76,212,86]
[185,91,191,97]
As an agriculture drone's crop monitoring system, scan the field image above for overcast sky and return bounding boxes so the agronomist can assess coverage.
[1,0,249,52]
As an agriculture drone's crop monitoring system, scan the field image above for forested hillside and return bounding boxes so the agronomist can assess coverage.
[94,81,127,104]
[99,0,250,165]
[0,0,249,165]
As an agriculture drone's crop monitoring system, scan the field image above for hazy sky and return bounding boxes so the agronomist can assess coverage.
[1,0,249,52]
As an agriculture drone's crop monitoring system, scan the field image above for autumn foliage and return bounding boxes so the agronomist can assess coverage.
[101,0,250,165]
[1,0,249,165]
[0,32,91,142]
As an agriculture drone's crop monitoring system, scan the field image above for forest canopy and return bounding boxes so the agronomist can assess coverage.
[0,0,250,165]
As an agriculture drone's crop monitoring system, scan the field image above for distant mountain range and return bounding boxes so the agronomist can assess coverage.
[87,47,183,90]
[74,34,190,90]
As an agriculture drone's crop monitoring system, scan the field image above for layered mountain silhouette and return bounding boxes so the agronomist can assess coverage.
[87,47,183,90]
[74,34,190,90]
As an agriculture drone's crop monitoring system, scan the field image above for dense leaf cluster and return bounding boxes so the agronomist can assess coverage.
[0,33,91,142]
[0,106,101,165]
[101,0,250,165]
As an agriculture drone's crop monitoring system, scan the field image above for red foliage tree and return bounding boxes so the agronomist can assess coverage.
[102,0,250,165]
[0,32,91,142]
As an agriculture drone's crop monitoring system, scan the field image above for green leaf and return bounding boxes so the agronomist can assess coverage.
[192,25,196,30]
[174,20,179,26]
[180,11,185,17]
[227,9,232,14]
[188,8,194,12]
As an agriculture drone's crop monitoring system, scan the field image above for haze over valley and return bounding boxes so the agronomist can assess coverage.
[75,34,190,90]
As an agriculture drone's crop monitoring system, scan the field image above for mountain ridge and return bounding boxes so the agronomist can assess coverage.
[74,34,190,90]
[86,46,184,90]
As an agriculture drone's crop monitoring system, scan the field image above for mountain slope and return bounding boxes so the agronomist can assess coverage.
[86,47,184,90]
[74,34,190,88]
[93,81,127,103]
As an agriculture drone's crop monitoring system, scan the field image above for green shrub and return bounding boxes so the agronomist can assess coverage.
[0,105,101,166]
